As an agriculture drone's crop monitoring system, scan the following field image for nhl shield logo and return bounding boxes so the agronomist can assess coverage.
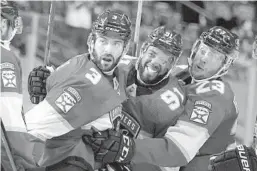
[1,70,17,88]
[55,91,77,113]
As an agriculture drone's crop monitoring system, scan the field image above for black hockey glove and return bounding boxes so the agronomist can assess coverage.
[28,66,51,104]
[82,128,135,165]
[209,144,257,171]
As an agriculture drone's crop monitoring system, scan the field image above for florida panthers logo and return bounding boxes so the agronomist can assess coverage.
[1,70,17,88]
[55,87,81,114]
[190,100,212,125]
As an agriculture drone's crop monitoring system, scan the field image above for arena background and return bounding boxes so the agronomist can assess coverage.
[9,1,257,147]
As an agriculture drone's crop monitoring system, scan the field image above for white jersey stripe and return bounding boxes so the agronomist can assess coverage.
[25,100,74,141]
[0,95,24,132]
[165,120,210,162]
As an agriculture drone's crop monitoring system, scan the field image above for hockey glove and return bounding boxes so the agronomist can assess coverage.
[82,128,135,165]
[28,66,51,104]
[209,144,257,171]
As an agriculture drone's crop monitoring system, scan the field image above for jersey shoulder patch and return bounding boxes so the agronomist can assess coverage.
[1,48,22,93]
[184,80,234,127]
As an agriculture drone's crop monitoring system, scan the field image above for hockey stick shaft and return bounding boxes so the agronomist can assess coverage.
[44,1,56,66]
[252,35,257,59]
[132,0,143,57]
[1,120,17,171]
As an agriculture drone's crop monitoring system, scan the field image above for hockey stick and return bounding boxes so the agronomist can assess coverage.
[44,1,56,66]
[252,35,257,59]
[1,120,17,171]
[131,0,143,57]
[115,1,143,132]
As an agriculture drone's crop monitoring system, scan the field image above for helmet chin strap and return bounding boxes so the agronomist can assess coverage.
[188,57,228,83]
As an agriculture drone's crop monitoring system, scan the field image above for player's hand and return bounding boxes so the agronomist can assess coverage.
[82,128,135,165]
[28,66,52,104]
[208,144,257,171]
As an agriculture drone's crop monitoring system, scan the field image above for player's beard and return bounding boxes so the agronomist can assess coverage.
[138,59,167,85]
[92,50,119,72]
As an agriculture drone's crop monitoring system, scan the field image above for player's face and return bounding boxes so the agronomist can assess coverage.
[191,43,225,80]
[0,18,16,42]
[93,35,125,72]
[138,46,173,84]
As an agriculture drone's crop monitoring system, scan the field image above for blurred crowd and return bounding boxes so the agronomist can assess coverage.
[12,1,257,79]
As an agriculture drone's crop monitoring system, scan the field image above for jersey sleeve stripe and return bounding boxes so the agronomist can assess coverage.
[164,120,210,162]
[25,100,74,141]
[160,167,180,171]
[1,95,25,132]
[81,114,113,131]
[0,92,22,97]
[137,130,154,139]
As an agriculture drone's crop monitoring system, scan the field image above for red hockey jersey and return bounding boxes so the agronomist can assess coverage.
[132,79,238,171]
[24,54,127,169]
[1,45,39,171]
[117,56,186,139]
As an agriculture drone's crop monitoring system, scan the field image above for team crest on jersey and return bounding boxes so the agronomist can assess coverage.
[0,62,15,70]
[120,110,141,138]
[190,100,212,125]
[55,87,81,113]
[109,105,123,122]
[109,105,141,138]
[1,70,17,88]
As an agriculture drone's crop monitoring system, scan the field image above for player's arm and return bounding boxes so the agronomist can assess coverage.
[84,82,232,167]
[27,57,72,104]
[131,87,230,167]
[24,58,79,141]
[1,59,25,131]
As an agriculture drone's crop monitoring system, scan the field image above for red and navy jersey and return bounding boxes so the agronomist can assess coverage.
[1,45,40,171]
[178,80,238,171]
[0,46,22,94]
[25,54,127,169]
[116,55,186,139]
[132,79,238,171]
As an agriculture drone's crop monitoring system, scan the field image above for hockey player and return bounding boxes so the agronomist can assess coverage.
[24,10,132,171]
[1,0,23,130]
[0,1,40,171]
[84,26,240,171]
[27,26,185,171]
[101,26,185,171]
